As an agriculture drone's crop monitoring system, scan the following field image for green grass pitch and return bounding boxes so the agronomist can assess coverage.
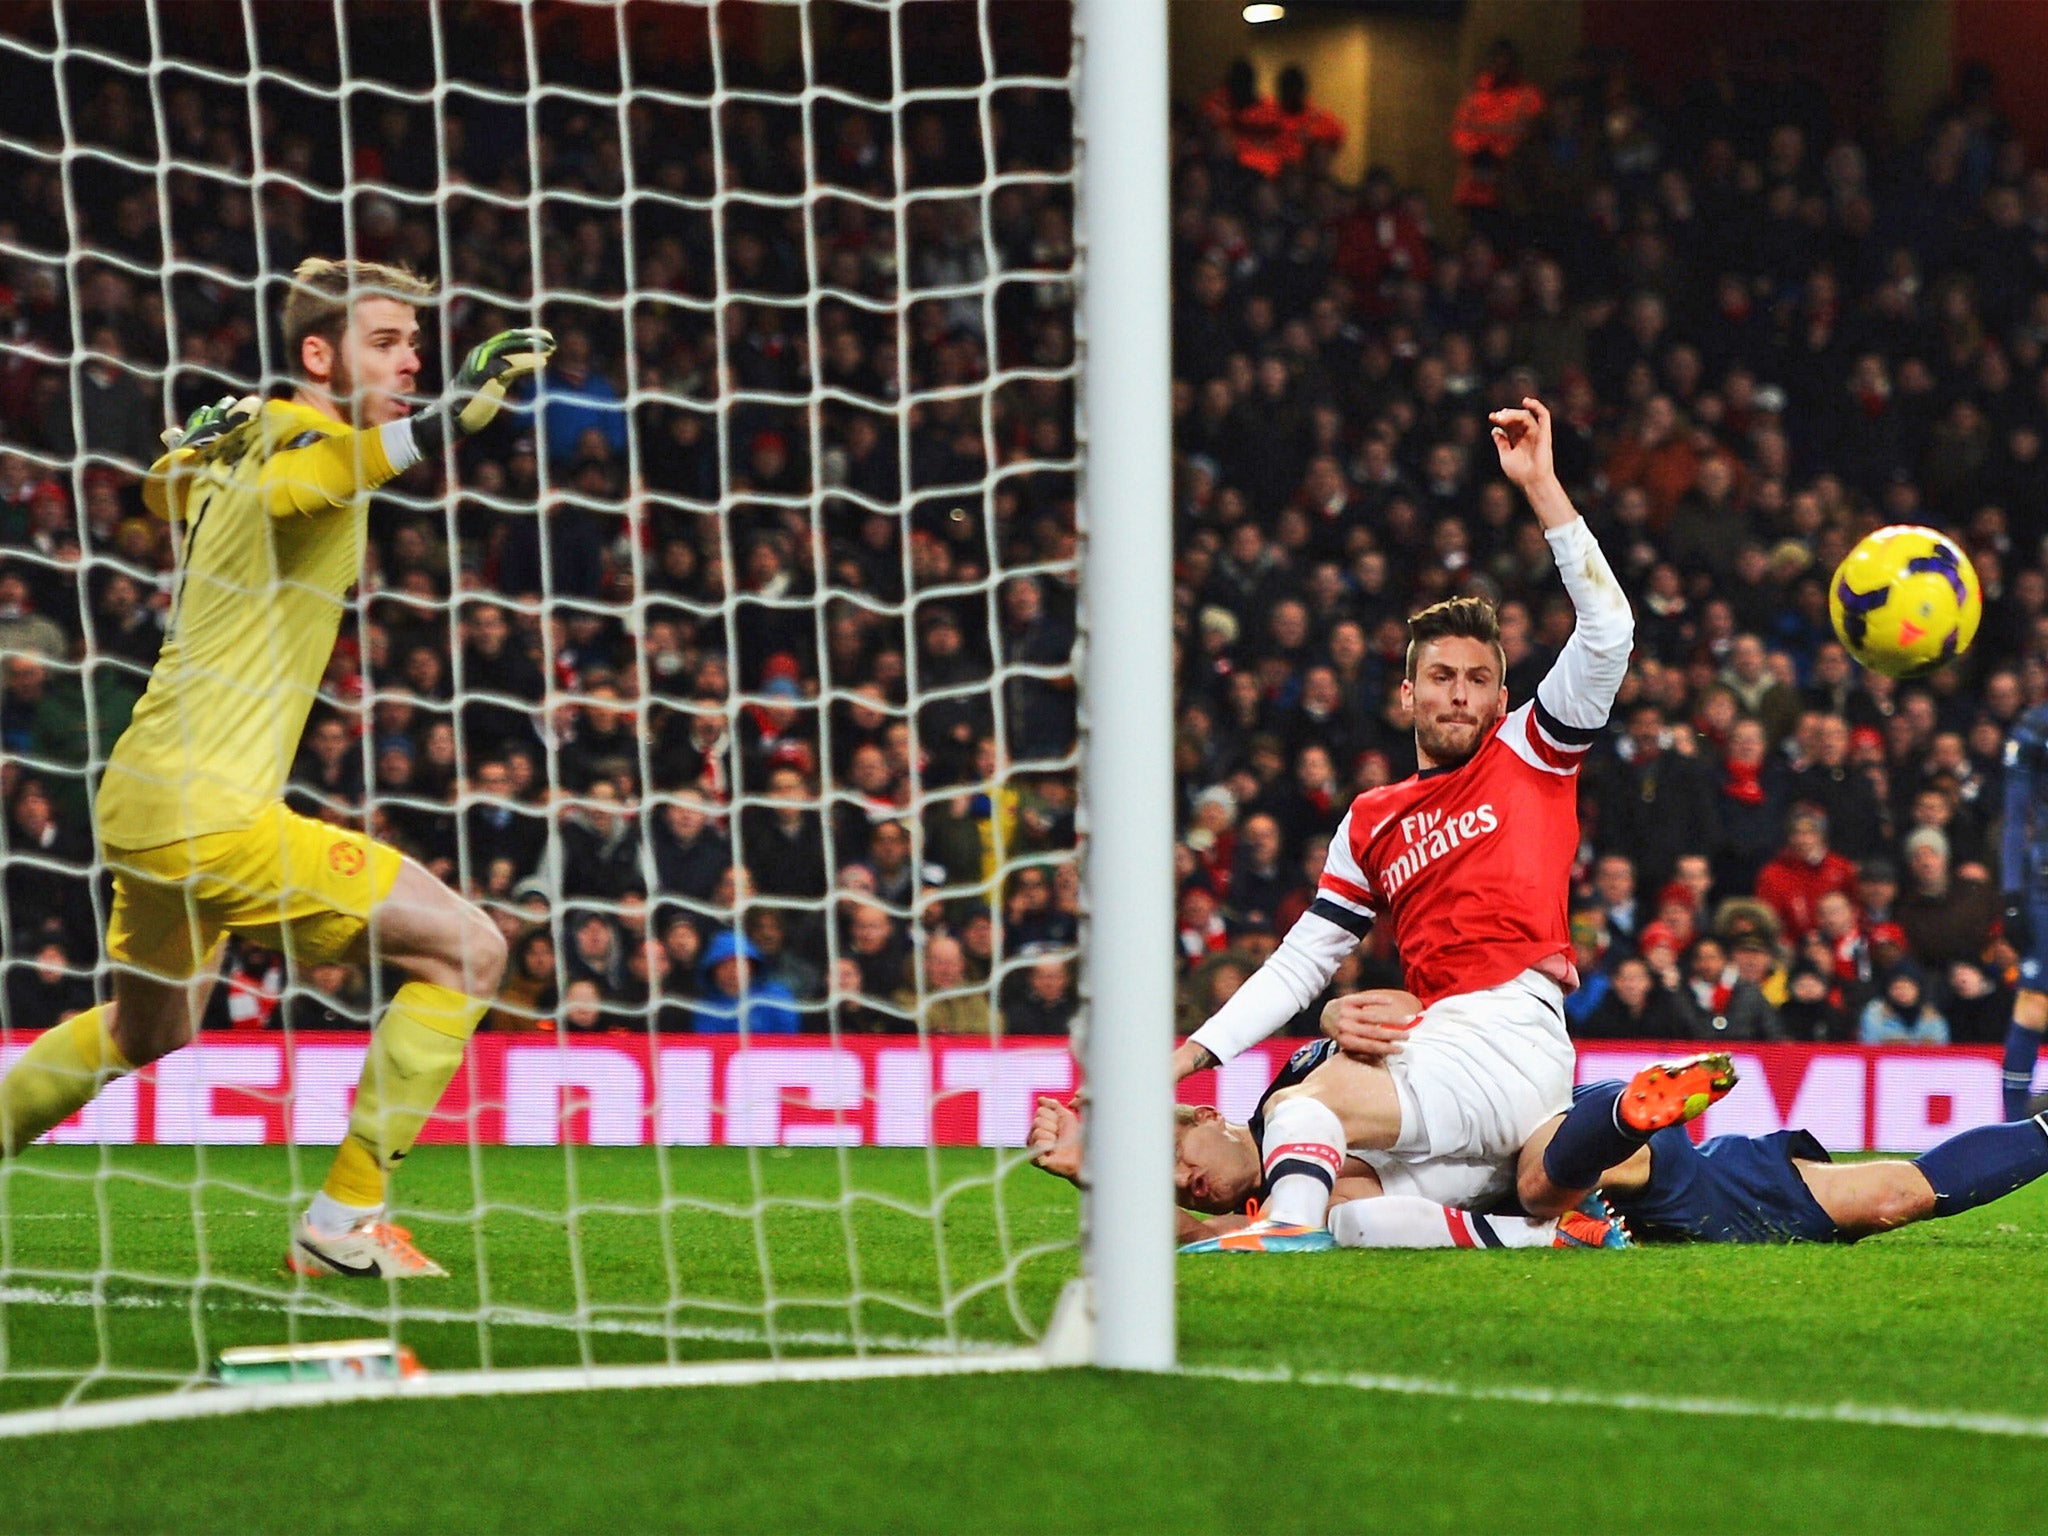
[3,1144,2048,1533]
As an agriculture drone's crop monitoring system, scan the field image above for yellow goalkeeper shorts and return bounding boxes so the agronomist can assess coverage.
[104,802,404,982]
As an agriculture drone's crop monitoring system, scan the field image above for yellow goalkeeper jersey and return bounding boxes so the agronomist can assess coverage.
[96,399,405,850]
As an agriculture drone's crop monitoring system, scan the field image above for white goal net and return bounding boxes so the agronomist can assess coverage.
[0,0,1161,1410]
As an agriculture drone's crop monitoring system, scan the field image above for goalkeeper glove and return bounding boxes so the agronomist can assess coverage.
[2005,892,2034,956]
[412,327,555,455]
[161,394,260,457]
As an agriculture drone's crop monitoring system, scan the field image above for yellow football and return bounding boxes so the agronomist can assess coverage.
[1828,525,1982,679]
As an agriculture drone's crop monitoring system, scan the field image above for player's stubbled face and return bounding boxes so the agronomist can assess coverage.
[1404,636,1507,769]
[1175,1113,1259,1215]
[340,297,423,427]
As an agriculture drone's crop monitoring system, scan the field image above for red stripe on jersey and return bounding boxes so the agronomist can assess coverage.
[1262,1140,1343,1176]
[1443,1207,1477,1249]
[1522,710,1583,771]
[1317,873,1375,910]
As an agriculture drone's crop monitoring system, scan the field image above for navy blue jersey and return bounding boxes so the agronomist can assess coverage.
[1606,1126,1841,1244]
[2002,703,2048,893]
[2002,704,2048,987]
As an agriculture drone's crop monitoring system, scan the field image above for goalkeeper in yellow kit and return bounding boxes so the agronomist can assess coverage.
[0,257,552,1278]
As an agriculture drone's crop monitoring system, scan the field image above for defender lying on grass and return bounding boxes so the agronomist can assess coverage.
[1029,988,2048,1249]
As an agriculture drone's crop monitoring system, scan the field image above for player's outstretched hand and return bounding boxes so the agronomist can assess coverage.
[1321,989,1422,1060]
[1488,396,1555,492]
[1027,1095,1083,1184]
[414,328,557,455]
[449,327,556,437]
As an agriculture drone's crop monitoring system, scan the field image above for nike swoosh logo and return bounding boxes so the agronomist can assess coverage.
[298,1239,382,1279]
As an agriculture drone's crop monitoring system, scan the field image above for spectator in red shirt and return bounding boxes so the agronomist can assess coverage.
[1176,882,1230,972]
[1200,58,1258,130]
[1214,62,1347,181]
[1755,806,1859,942]
[1812,889,1870,989]
[1449,39,1545,236]
[1202,59,1286,181]
[1334,166,1433,315]
[1184,785,1238,897]
[1264,65,1345,176]
[1602,396,1701,528]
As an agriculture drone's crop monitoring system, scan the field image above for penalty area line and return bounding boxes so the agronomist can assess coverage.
[0,1351,1052,1440]
[1184,1363,2048,1441]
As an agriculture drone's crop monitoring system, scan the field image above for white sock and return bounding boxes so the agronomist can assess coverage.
[1330,1197,1456,1248]
[306,1190,382,1236]
[1330,1197,1558,1250]
[1473,1212,1560,1248]
[1259,1096,1346,1227]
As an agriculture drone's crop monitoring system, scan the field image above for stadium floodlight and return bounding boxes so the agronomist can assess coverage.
[0,0,1174,1428]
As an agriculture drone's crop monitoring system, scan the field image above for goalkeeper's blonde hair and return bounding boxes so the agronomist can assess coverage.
[282,257,437,378]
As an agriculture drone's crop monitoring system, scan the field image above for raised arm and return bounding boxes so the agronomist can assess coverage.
[141,399,419,522]
[263,326,554,518]
[1173,808,1374,1078]
[1490,397,1634,737]
[261,418,418,517]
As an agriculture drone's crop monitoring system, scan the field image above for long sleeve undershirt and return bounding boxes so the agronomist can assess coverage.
[1189,512,1633,1066]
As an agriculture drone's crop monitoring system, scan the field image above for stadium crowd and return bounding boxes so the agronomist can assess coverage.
[1176,41,2044,1047]
[0,2,1081,1037]
[1,4,2045,1050]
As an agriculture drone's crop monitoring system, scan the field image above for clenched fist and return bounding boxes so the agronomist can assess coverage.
[1026,1095,1083,1184]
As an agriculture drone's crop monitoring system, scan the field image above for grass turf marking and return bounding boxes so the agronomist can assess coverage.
[4,1354,2045,1446]
[0,1351,1051,1440]
[1189,1362,2048,1441]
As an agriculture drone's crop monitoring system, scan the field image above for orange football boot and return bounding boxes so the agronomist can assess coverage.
[1617,1052,1737,1135]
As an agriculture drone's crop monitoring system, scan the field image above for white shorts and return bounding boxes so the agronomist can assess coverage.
[1352,968,1576,1211]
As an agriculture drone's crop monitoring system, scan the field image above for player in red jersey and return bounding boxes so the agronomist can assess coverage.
[1167,399,1636,1250]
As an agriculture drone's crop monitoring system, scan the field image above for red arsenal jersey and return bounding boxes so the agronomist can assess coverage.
[1314,701,1588,1006]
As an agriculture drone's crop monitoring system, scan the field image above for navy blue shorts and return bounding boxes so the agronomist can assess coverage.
[1606,1127,1843,1245]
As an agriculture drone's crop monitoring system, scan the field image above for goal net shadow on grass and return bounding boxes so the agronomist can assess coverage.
[0,0,1116,1418]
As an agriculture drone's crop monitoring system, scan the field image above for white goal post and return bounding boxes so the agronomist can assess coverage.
[1074,0,1176,1373]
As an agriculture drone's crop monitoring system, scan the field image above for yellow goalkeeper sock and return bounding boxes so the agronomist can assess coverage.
[0,1007,131,1157]
[320,981,488,1208]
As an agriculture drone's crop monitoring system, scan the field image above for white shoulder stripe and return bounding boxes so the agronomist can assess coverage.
[1501,705,1577,777]
[1323,810,1368,879]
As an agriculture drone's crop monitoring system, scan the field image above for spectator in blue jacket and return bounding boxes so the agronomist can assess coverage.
[1859,962,1951,1046]
[539,328,627,466]
[692,930,803,1035]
